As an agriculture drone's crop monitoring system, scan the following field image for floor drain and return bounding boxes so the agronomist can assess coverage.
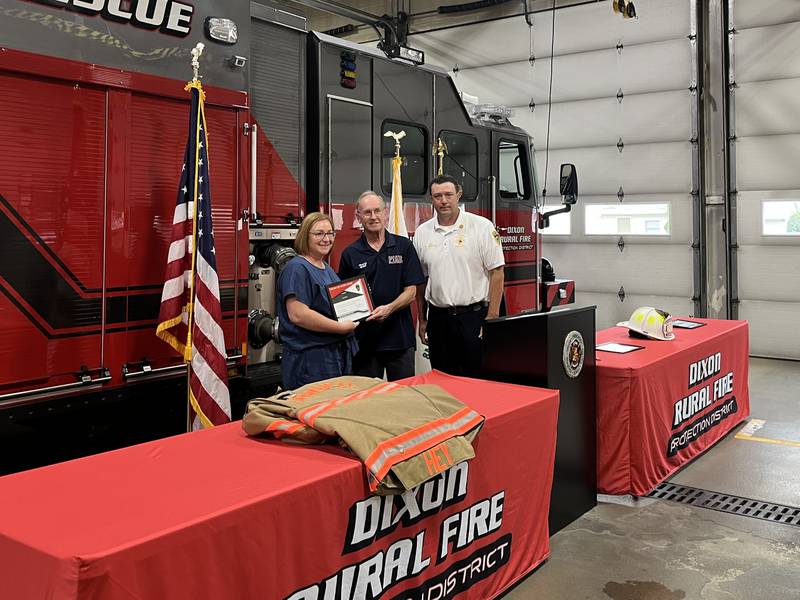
[648,483,800,527]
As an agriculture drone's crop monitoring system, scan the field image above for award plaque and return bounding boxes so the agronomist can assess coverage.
[326,276,374,322]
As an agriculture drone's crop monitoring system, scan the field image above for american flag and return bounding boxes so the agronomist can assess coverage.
[156,82,231,429]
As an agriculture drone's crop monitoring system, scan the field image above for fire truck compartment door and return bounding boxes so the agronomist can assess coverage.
[0,72,105,394]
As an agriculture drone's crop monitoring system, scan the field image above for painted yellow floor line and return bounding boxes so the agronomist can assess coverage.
[735,433,800,448]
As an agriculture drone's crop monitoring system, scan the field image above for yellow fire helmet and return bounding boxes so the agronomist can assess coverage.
[617,306,676,341]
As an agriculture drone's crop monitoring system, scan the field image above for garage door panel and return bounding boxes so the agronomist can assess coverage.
[738,245,800,302]
[453,38,690,107]
[735,22,800,83]
[735,79,800,137]
[736,135,800,191]
[542,243,692,296]
[511,90,690,149]
[735,0,800,29]
[739,300,800,359]
[575,292,694,331]
[536,143,691,196]
[412,0,689,71]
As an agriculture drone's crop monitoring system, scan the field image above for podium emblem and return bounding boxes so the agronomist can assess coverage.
[562,330,585,378]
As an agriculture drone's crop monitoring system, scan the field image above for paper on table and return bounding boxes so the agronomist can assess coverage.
[597,342,644,354]
[672,319,705,329]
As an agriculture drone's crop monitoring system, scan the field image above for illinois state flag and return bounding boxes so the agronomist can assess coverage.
[388,155,408,237]
[156,81,231,429]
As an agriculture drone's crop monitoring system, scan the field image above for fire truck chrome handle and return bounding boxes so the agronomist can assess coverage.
[250,123,257,221]
[123,354,244,380]
[123,363,185,381]
[0,371,112,408]
[489,175,497,225]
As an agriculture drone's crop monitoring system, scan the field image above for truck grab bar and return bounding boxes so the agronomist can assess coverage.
[0,370,112,409]
[123,354,244,381]
[489,175,497,225]
[251,123,258,220]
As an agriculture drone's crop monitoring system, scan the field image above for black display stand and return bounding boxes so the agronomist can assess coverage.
[481,306,597,535]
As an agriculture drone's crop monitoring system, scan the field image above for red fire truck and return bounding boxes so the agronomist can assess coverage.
[0,0,575,471]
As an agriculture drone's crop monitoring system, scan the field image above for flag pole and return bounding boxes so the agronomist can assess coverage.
[185,42,205,432]
[383,130,407,237]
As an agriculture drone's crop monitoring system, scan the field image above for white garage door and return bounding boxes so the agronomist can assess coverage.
[412,0,695,329]
[732,0,800,359]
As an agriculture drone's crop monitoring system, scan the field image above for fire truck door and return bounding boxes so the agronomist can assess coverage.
[491,133,538,314]
[326,96,372,237]
[0,73,106,397]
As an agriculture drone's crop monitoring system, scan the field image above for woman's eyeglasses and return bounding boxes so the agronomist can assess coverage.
[310,231,336,239]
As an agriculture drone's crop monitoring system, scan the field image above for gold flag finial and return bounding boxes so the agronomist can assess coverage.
[434,137,448,176]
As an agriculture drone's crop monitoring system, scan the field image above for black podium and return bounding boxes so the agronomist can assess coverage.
[481,305,596,535]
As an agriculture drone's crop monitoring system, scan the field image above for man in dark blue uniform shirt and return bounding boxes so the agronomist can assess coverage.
[339,191,425,380]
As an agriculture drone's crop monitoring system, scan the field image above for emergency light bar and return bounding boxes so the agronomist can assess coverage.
[205,17,238,44]
[385,44,425,66]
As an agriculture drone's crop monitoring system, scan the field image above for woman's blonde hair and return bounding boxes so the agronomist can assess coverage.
[294,212,335,256]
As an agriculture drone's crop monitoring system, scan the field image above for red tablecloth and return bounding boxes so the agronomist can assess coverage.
[0,371,558,600]
[596,319,749,496]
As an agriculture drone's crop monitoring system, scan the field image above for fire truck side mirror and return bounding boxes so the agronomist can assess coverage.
[559,163,578,205]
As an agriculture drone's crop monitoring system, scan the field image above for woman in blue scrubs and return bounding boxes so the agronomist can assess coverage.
[277,212,358,390]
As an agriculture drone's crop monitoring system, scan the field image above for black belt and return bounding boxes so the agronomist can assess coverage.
[429,302,487,316]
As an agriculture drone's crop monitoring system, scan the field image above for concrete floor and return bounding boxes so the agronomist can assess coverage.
[504,357,800,599]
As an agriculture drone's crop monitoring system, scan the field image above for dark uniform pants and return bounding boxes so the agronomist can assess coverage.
[353,347,415,381]
[426,303,487,376]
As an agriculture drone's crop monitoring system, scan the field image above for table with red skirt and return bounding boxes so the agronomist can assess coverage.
[0,371,559,600]
[596,318,750,496]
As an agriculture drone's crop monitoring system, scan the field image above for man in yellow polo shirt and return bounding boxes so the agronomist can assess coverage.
[413,175,505,375]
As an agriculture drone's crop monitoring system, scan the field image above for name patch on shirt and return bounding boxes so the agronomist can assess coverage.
[388,255,403,264]
[358,262,368,269]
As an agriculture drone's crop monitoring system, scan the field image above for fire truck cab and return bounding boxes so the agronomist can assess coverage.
[0,0,576,472]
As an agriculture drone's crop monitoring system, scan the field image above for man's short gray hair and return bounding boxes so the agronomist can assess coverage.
[356,190,386,211]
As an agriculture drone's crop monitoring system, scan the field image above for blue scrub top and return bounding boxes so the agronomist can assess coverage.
[339,231,425,353]
[277,256,356,353]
